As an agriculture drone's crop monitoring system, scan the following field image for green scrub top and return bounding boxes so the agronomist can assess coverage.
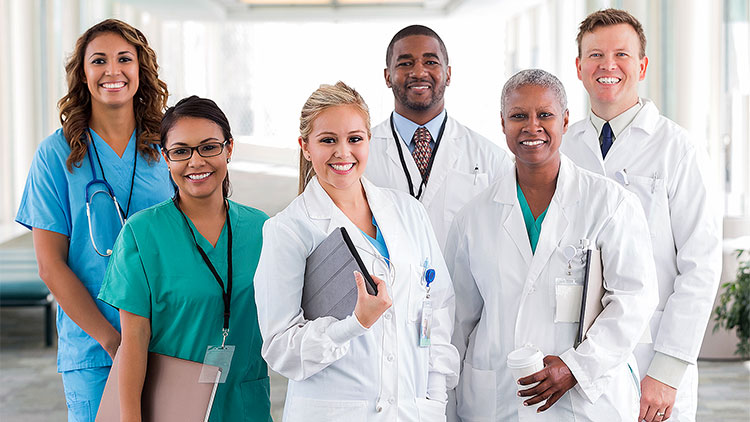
[99,199,271,422]
[517,183,548,254]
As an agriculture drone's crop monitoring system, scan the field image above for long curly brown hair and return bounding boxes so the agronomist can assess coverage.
[58,19,168,171]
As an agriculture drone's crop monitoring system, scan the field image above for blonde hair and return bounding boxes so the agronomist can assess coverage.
[298,81,371,194]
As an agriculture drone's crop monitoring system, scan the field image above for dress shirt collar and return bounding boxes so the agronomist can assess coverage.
[589,98,643,141]
[392,109,447,148]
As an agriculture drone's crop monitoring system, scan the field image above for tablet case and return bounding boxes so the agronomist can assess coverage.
[96,351,221,422]
[302,227,378,320]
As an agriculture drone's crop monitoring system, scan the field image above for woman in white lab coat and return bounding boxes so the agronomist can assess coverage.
[254,81,459,422]
[446,69,658,421]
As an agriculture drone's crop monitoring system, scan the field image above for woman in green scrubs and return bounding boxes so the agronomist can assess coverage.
[98,95,271,422]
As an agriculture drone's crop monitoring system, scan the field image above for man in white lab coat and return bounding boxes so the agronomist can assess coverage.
[561,9,722,422]
[365,25,513,248]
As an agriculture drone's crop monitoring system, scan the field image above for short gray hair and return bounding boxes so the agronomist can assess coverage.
[501,69,567,114]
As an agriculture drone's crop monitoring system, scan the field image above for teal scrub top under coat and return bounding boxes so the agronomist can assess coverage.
[517,183,548,254]
[15,128,172,372]
[98,199,272,422]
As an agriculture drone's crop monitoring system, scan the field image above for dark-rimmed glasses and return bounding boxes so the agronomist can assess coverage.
[165,140,229,161]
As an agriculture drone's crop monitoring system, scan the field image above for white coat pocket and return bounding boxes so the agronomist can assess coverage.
[444,169,489,221]
[625,174,668,236]
[416,397,446,422]
[408,264,427,323]
[457,362,496,421]
[284,397,368,422]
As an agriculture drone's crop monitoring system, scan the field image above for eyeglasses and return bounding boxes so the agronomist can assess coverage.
[165,140,229,161]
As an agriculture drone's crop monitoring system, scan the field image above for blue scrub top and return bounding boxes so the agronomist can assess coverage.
[16,128,173,372]
[359,216,390,262]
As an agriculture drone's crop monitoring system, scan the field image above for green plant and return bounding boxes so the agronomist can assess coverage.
[713,249,750,358]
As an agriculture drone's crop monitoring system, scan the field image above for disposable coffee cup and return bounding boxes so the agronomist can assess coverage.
[507,345,544,389]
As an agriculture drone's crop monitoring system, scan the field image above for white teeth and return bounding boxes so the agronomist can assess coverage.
[597,77,620,84]
[330,163,354,171]
[187,173,210,180]
[102,82,125,89]
[522,140,544,146]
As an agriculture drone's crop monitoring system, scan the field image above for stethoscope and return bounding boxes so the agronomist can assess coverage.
[388,112,448,200]
[84,129,137,257]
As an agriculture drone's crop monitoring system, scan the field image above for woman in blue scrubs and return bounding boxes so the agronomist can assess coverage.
[15,19,173,421]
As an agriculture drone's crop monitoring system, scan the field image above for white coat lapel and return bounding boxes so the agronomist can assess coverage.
[577,120,605,169]
[496,174,533,267]
[526,159,577,284]
[420,119,463,208]
[361,178,401,261]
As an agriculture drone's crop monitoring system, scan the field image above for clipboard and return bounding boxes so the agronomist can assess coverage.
[575,247,604,348]
[96,352,221,422]
[301,227,378,320]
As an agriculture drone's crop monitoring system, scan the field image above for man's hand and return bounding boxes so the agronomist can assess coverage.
[639,375,676,421]
[518,355,577,412]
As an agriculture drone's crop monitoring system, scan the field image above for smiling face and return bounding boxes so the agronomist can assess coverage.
[502,84,568,170]
[162,117,232,203]
[300,104,369,198]
[385,35,451,123]
[576,24,648,119]
[83,32,139,110]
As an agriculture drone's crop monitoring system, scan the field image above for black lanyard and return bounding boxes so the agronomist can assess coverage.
[389,112,448,200]
[88,129,137,218]
[173,198,233,332]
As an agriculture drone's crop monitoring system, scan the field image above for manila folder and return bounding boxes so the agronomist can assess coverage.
[96,351,220,422]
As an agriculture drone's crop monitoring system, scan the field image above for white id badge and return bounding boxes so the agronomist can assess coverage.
[419,298,433,348]
[199,345,235,383]
[555,277,583,323]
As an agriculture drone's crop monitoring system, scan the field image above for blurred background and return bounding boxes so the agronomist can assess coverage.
[1,0,749,420]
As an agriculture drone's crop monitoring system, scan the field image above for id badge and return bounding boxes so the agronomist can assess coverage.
[419,298,433,348]
[199,345,235,384]
[554,277,583,323]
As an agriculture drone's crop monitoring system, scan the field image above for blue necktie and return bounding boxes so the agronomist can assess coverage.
[601,122,613,159]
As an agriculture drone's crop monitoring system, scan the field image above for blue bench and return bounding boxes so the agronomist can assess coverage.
[0,249,54,347]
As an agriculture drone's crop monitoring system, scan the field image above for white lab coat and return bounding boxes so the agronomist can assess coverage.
[365,115,513,249]
[561,100,722,419]
[254,176,460,422]
[446,156,658,421]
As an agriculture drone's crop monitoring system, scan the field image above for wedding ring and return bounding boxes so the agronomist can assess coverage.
[656,411,665,417]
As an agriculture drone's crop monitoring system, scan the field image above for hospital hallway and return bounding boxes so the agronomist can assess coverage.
[1,158,748,421]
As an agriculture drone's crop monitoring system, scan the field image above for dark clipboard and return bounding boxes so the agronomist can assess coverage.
[301,227,378,320]
[575,248,604,348]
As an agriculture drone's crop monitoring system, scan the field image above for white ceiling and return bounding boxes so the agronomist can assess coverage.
[118,0,502,21]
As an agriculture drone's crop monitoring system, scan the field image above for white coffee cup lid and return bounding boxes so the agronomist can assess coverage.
[506,345,544,369]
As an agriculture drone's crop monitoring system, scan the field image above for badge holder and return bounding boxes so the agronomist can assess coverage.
[554,243,585,323]
[199,329,235,384]
[419,263,436,348]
